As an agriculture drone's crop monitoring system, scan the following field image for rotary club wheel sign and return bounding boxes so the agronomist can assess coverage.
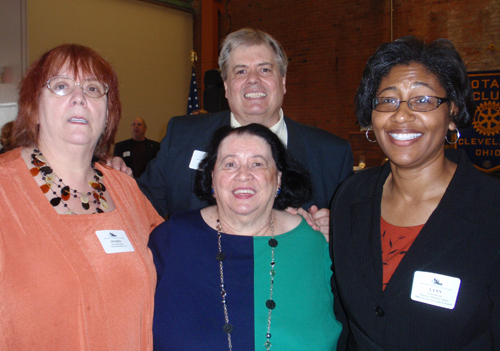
[458,71,500,173]
[473,101,500,136]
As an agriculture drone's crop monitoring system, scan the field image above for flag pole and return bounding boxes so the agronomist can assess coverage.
[187,50,200,115]
[189,49,197,67]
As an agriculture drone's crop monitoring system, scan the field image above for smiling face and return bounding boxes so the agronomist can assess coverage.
[212,133,281,220]
[224,44,286,128]
[371,63,457,169]
[37,62,108,151]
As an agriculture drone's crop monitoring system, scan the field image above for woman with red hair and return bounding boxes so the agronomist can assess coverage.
[0,44,163,349]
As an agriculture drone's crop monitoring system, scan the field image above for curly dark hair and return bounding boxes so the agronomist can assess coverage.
[355,36,475,129]
[194,124,312,210]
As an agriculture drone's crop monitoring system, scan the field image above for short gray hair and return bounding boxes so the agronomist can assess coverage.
[218,28,288,81]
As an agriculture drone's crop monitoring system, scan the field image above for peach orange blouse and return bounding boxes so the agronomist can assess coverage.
[0,148,163,350]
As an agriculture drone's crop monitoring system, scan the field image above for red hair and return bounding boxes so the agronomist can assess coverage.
[12,44,121,161]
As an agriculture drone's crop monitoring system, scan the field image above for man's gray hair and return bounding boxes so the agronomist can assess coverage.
[218,28,288,81]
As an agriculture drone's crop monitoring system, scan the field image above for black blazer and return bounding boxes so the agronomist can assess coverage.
[138,110,353,217]
[330,150,500,351]
[113,138,160,178]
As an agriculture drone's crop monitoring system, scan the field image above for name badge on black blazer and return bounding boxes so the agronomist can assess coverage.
[411,271,461,309]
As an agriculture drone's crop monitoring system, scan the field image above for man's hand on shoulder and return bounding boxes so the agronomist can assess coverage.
[285,205,330,242]
[106,156,134,177]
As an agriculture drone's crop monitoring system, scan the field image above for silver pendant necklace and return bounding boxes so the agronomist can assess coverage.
[216,217,277,351]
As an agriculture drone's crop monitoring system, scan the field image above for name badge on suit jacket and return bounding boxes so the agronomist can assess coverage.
[411,271,461,309]
[189,150,207,170]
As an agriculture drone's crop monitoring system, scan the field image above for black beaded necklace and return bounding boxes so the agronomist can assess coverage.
[216,217,277,351]
[30,148,107,215]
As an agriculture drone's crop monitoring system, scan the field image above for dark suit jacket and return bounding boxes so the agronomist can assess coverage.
[330,150,500,351]
[138,110,353,217]
[113,138,160,178]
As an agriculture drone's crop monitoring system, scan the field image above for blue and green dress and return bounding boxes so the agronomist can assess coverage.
[149,210,342,350]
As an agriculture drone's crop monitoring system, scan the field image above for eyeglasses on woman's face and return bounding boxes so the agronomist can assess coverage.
[46,76,109,98]
[372,95,450,112]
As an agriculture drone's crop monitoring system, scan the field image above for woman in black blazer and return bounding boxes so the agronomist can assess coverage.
[330,36,500,350]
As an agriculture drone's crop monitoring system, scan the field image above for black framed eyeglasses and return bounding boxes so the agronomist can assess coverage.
[46,76,109,98]
[372,96,450,112]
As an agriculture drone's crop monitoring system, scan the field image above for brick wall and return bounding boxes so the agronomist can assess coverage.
[192,0,500,166]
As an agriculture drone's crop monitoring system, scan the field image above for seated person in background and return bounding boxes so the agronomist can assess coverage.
[0,43,163,350]
[330,36,500,350]
[0,121,14,154]
[136,28,353,235]
[149,123,343,351]
[114,117,160,178]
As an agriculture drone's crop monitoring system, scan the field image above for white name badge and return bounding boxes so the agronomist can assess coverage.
[122,151,131,157]
[189,150,207,170]
[96,230,135,254]
[411,271,461,309]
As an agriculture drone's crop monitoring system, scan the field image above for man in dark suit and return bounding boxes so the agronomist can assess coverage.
[114,118,160,178]
[137,28,353,231]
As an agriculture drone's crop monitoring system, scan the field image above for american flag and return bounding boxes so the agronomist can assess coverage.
[187,66,199,114]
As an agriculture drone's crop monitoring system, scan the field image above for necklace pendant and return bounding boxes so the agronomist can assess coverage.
[89,180,102,190]
[265,299,276,310]
[99,197,109,210]
[34,154,47,163]
[39,166,52,175]
[94,168,104,179]
[45,174,55,184]
[81,193,89,204]
[30,167,40,176]
[268,238,278,247]
[222,323,233,334]
[216,252,226,261]
[40,183,51,194]
[61,186,71,201]
[50,197,62,207]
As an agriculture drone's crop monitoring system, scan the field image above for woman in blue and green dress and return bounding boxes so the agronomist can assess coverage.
[149,123,342,350]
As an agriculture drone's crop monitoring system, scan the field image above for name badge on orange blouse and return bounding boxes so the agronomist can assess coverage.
[410,271,461,309]
[96,230,135,253]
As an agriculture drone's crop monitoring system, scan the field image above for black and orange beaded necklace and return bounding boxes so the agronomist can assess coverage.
[30,148,107,215]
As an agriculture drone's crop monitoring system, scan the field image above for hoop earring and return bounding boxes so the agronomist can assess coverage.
[445,128,460,144]
[366,126,377,143]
